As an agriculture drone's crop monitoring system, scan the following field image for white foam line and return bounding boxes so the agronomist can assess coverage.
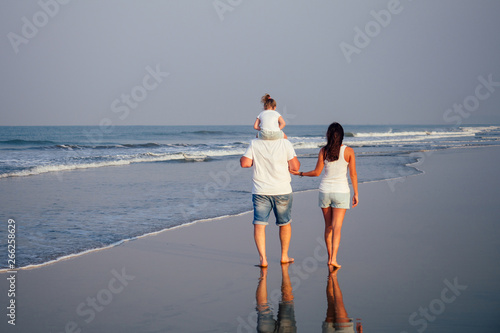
[0,150,250,179]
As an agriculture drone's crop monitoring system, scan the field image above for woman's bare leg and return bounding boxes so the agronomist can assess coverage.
[330,208,347,267]
[321,207,333,264]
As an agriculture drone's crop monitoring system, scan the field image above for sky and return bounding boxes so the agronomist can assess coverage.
[1,0,500,126]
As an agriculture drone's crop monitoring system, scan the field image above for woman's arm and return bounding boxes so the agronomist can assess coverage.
[345,147,359,207]
[278,116,286,130]
[253,118,261,131]
[290,149,325,177]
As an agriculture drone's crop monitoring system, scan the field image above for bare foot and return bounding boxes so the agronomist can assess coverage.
[256,257,268,268]
[328,265,340,276]
[328,261,341,268]
[280,257,294,264]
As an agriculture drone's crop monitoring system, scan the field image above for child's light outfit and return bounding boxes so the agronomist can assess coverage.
[256,110,284,140]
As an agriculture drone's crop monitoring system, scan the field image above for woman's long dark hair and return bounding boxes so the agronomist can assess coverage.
[323,122,344,162]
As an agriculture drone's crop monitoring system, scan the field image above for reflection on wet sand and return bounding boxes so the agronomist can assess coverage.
[323,267,363,333]
[253,265,362,332]
[255,264,296,333]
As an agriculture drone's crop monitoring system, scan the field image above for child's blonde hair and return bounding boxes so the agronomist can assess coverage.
[261,94,276,110]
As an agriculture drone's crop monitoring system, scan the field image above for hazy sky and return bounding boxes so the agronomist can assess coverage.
[1,0,500,126]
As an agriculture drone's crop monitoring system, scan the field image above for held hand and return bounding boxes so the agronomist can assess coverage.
[289,170,300,175]
[352,194,359,207]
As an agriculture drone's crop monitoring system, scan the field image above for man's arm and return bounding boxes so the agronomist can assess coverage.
[240,156,253,168]
[288,156,300,173]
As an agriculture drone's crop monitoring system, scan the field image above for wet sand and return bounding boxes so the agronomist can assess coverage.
[1,146,499,332]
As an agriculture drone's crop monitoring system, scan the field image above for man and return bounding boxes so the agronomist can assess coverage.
[240,137,300,267]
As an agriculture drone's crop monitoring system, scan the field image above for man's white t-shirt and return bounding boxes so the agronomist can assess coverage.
[243,139,297,195]
[257,110,281,131]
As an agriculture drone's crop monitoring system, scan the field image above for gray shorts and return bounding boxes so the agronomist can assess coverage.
[319,192,350,209]
[258,130,284,140]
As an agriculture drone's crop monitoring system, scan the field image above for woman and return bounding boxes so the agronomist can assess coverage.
[291,122,358,268]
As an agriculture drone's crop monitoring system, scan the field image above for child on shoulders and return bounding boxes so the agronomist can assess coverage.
[254,94,288,140]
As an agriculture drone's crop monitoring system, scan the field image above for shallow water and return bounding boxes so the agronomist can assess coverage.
[1,124,499,269]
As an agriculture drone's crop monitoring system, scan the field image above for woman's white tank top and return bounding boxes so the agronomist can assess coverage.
[319,145,350,193]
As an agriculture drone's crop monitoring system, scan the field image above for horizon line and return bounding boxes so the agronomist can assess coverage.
[1,123,499,127]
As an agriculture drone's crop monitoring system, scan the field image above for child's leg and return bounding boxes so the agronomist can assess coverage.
[259,130,285,140]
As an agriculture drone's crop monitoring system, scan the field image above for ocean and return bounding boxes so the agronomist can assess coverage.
[1,124,499,270]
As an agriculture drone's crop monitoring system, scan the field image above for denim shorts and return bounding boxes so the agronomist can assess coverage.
[319,191,350,209]
[253,193,293,226]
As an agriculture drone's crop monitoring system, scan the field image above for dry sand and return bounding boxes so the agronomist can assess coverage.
[1,146,499,332]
